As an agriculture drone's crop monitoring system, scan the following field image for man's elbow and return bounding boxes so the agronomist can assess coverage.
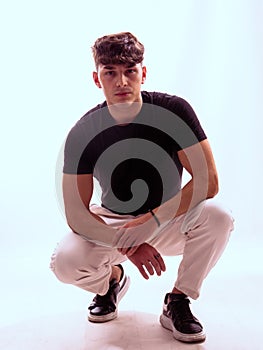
[64,209,80,233]
[207,171,219,198]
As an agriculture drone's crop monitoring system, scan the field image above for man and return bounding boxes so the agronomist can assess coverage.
[50,32,234,343]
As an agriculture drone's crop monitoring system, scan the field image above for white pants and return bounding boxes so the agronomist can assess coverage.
[50,199,234,299]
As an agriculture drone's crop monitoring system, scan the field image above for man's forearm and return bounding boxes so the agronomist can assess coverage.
[66,209,116,247]
[154,176,216,225]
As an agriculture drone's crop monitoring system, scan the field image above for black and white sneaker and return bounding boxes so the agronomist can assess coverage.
[88,265,130,323]
[160,293,206,343]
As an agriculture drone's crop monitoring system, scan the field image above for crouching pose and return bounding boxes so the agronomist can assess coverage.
[50,32,234,343]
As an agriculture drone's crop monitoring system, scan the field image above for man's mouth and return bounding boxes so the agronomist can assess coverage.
[115,91,131,96]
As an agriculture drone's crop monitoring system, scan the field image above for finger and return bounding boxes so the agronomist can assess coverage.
[123,222,137,228]
[117,231,140,250]
[137,264,149,280]
[143,261,155,276]
[154,253,166,272]
[123,219,142,228]
[159,256,166,272]
[150,257,162,276]
[116,236,131,250]
[122,222,131,228]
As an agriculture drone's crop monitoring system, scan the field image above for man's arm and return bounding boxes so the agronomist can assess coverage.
[63,139,218,249]
[120,138,218,277]
[115,139,217,277]
[62,173,116,246]
[158,138,218,220]
[117,139,218,236]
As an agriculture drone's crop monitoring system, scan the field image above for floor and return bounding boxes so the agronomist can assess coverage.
[0,231,262,350]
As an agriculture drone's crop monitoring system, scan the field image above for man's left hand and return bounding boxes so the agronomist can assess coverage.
[126,243,166,279]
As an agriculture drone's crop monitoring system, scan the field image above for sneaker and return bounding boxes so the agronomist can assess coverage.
[160,293,206,343]
[88,265,130,323]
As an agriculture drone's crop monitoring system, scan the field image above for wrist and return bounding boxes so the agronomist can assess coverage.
[148,209,161,227]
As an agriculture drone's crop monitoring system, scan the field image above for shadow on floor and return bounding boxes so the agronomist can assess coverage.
[0,310,206,350]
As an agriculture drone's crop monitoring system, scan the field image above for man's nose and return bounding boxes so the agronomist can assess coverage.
[116,73,128,87]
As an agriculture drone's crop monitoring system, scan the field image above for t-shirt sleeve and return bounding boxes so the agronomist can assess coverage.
[175,96,207,148]
[63,124,94,174]
[152,92,207,150]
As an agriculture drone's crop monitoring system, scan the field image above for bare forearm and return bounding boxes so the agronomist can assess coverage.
[63,174,117,246]
[154,176,217,224]
[66,209,116,247]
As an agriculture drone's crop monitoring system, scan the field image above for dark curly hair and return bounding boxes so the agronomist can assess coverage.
[92,32,144,70]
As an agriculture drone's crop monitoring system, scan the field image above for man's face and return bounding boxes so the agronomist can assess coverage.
[93,63,147,106]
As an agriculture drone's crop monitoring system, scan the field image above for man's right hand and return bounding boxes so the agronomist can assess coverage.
[126,243,166,280]
[112,213,161,250]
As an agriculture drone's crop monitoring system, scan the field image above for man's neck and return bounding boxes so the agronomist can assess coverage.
[107,99,143,125]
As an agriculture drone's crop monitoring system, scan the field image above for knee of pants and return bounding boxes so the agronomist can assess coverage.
[50,239,105,285]
[182,200,234,238]
[205,201,234,239]
[50,248,80,284]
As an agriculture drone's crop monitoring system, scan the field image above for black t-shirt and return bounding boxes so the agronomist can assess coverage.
[63,91,207,215]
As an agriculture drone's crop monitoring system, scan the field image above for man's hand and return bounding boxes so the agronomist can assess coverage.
[118,245,141,256]
[112,212,161,250]
[115,212,155,256]
[126,243,166,280]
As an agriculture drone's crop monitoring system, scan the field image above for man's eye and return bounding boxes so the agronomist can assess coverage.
[105,71,114,76]
[127,69,136,74]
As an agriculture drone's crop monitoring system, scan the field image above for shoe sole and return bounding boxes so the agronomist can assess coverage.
[88,275,131,323]
[159,314,206,343]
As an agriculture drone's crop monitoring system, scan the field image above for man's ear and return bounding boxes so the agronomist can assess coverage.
[141,66,147,84]
[93,71,102,88]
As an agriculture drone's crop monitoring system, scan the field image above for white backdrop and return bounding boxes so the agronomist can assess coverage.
[0,0,262,325]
